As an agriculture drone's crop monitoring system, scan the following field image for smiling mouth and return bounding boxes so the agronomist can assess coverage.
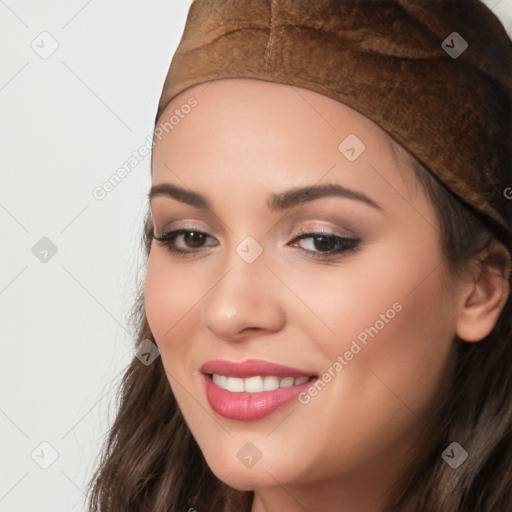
[201,371,319,421]
[199,358,319,420]
[206,373,316,393]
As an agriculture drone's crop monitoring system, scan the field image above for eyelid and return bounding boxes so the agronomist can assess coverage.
[154,220,354,241]
[292,221,355,238]
[153,220,210,238]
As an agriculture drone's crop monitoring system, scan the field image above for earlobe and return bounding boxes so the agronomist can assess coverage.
[456,242,511,343]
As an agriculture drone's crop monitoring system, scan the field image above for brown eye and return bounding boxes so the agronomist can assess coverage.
[181,231,207,248]
[290,229,361,260]
[153,229,217,255]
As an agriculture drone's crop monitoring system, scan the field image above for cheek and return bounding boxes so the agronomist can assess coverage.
[262,261,456,481]
[284,234,451,353]
[144,252,204,413]
[291,238,456,437]
[331,269,455,458]
[143,250,203,394]
[144,249,202,349]
[351,273,455,397]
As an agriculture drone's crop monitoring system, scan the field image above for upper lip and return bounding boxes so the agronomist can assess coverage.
[200,359,317,378]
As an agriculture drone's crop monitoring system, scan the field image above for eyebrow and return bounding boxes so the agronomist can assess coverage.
[148,182,383,212]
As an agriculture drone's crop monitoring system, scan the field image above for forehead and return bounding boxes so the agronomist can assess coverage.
[152,78,422,202]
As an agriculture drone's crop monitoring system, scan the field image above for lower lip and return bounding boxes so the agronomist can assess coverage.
[201,373,316,421]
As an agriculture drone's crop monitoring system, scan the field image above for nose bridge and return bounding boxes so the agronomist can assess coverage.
[200,235,285,339]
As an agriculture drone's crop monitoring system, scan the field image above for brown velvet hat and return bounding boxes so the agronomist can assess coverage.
[155,0,512,250]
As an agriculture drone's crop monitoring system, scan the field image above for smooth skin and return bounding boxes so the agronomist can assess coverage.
[145,78,510,512]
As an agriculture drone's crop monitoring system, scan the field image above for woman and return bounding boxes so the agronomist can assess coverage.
[87,1,512,511]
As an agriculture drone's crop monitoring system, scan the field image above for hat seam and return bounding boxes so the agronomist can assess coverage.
[264,0,276,74]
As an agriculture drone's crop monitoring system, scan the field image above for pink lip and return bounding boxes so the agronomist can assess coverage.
[200,359,318,421]
[200,358,315,378]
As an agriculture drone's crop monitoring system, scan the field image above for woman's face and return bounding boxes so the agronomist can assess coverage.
[145,78,461,505]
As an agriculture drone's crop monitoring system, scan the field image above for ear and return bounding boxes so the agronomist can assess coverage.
[456,239,511,342]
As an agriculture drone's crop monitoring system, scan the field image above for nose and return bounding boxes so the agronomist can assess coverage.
[200,250,286,342]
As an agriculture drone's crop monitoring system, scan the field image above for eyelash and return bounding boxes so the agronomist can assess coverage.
[152,226,361,260]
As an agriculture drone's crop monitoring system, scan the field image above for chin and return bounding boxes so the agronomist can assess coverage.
[215,468,275,492]
[204,444,309,492]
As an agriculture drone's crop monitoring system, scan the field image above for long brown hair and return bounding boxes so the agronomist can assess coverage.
[86,148,512,511]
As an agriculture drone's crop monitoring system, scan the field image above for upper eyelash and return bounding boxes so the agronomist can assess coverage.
[292,227,360,259]
[152,227,361,259]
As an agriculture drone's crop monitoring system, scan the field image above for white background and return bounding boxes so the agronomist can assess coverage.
[0,1,510,510]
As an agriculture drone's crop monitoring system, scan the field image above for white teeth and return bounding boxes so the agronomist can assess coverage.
[262,375,280,391]
[226,376,245,392]
[211,374,311,392]
[279,377,295,388]
[212,374,227,388]
[244,376,264,392]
